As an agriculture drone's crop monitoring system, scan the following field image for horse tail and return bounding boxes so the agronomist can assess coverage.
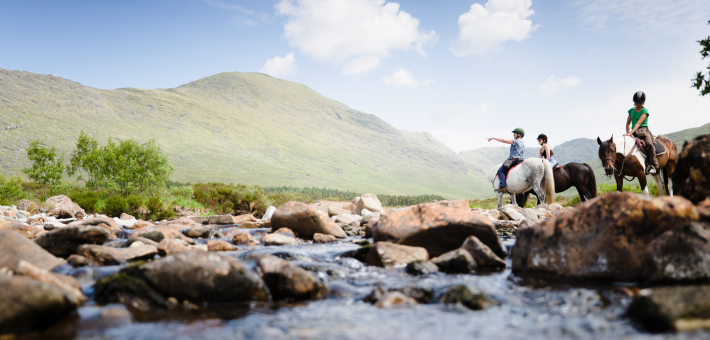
[542,159,555,204]
[584,163,597,198]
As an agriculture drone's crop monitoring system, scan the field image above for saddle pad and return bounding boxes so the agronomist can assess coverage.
[506,163,522,179]
[552,165,562,171]
[637,139,667,157]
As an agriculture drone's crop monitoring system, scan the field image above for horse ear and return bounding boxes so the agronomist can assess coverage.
[597,137,602,145]
[610,134,613,141]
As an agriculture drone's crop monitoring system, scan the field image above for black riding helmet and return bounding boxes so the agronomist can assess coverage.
[633,91,646,103]
[537,134,548,143]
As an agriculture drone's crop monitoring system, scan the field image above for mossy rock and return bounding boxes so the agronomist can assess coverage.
[439,285,492,310]
[136,231,164,243]
[94,269,168,308]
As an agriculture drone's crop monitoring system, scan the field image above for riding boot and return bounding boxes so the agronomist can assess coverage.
[636,127,658,174]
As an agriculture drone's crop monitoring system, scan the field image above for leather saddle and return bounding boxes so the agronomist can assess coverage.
[504,159,524,179]
[635,138,666,157]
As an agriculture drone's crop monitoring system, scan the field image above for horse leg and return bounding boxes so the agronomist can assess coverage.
[639,175,649,196]
[576,185,590,202]
[615,175,624,192]
[531,181,545,206]
[497,192,503,209]
[510,193,517,207]
[652,173,665,197]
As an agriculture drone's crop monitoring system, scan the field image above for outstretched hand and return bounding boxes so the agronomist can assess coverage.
[487,138,494,142]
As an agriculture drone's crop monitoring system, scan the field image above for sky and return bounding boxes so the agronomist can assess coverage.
[1,0,710,152]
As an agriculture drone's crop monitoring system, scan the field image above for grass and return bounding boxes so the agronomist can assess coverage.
[263,186,446,208]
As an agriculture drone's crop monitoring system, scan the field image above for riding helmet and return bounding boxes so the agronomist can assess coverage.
[633,91,646,103]
[537,134,548,143]
[512,128,525,137]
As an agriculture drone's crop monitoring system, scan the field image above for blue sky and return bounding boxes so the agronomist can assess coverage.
[2,0,709,151]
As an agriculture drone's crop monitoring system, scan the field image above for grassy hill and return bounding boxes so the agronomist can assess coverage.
[0,68,489,199]
[458,147,509,178]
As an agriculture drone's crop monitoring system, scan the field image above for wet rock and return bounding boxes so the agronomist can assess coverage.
[0,220,44,239]
[0,230,66,270]
[627,285,710,332]
[67,217,121,238]
[313,233,336,243]
[439,285,491,310]
[17,199,39,215]
[183,225,211,239]
[207,240,236,251]
[157,238,190,256]
[125,236,160,248]
[461,236,506,268]
[512,193,698,283]
[67,254,92,267]
[234,214,258,224]
[273,227,295,236]
[76,304,132,333]
[366,242,429,268]
[433,199,470,211]
[373,203,505,258]
[376,291,418,308]
[119,213,135,220]
[644,222,710,285]
[430,248,476,273]
[45,195,86,219]
[13,260,86,304]
[187,216,209,225]
[248,253,324,300]
[405,260,439,275]
[34,224,110,257]
[328,206,351,216]
[0,276,81,334]
[262,206,277,222]
[135,231,165,243]
[356,194,385,215]
[672,134,710,204]
[77,244,157,265]
[271,201,347,239]
[262,233,297,246]
[232,232,260,246]
[139,226,195,244]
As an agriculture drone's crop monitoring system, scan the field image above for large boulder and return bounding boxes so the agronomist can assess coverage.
[271,201,347,239]
[627,285,710,332]
[356,194,385,215]
[0,230,66,271]
[0,220,44,239]
[247,253,324,300]
[643,222,710,285]
[373,203,504,258]
[672,134,710,204]
[512,193,698,283]
[34,224,110,257]
[366,242,429,268]
[0,276,81,334]
[66,217,121,238]
[45,195,86,219]
[17,199,39,215]
[77,244,157,265]
[310,201,356,215]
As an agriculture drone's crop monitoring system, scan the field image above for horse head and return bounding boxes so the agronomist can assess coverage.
[597,135,617,176]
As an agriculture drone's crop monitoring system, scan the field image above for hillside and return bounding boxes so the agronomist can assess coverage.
[458,147,509,178]
[0,68,489,198]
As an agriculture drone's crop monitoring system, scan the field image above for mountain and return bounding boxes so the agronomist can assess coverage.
[552,138,598,165]
[0,68,488,198]
[458,147,510,178]
[666,122,710,147]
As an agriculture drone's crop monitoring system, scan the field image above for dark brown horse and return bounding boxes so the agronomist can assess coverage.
[596,134,677,196]
[516,162,597,207]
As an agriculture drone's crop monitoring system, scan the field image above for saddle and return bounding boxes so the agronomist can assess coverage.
[504,159,524,179]
[635,138,666,157]
[552,164,562,171]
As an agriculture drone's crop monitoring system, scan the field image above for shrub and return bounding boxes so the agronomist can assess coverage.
[0,174,26,205]
[156,209,175,221]
[126,195,144,218]
[69,191,100,213]
[103,195,128,217]
[22,139,65,188]
[193,183,270,216]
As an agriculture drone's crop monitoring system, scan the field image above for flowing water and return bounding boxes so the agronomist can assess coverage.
[18,230,710,340]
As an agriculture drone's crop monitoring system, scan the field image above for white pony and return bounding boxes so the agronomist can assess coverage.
[487,158,555,209]
[601,134,672,197]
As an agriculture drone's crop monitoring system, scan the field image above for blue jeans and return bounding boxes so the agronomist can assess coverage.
[497,166,508,188]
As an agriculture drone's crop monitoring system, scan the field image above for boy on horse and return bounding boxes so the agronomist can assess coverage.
[624,91,658,175]
[487,128,525,193]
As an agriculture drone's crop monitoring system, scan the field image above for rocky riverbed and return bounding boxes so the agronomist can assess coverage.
[2,191,710,340]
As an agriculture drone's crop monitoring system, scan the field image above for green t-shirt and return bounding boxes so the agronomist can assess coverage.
[628,107,649,128]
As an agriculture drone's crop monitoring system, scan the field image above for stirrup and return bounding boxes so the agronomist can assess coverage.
[495,187,508,193]
[647,166,657,175]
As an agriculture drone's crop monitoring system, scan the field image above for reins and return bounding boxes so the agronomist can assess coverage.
[602,137,637,181]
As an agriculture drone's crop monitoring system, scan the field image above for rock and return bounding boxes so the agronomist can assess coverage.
[126,237,160,247]
[187,216,209,224]
[500,205,526,221]
[67,254,92,267]
[356,194,385,215]
[627,285,710,332]
[247,253,323,300]
[548,203,565,215]
[313,233,336,243]
[673,134,710,204]
[373,203,505,258]
[157,238,190,256]
[271,201,347,239]
[139,251,268,304]
[361,212,380,225]
[376,291,417,308]
[131,220,155,231]
[261,206,277,222]
[26,216,49,226]
[332,213,358,225]
[273,227,295,236]
[534,209,552,219]
[434,199,470,211]
[0,276,81,334]
[66,217,121,238]
[232,232,260,246]
[698,199,710,222]
[13,260,86,304]
[45,195,86,219]
[0,220,44,239]
[77,244,157,265]
[207,240,236,251]
[183,225,211,238]
[139,226,195,244]
[328,206,351,216]
[512,193,698,283]
[17,199,39,215]
[366,242,429,268]
[352,196,361,207]
[461,236,506,268]
[310,201,356,214]
[439,285,491,310]
[430,248,476,273]
[0,230,66,271]
[405,260,439,275]
[520,208,539,221]
[209,215,236,225]
[119,213,135,220]
[482,209,500,220]
[643,222,710,285]
[493,220,520,229]
[233,214,258,224]
[517,219,536,231]
[262,233,297,246]
[34,224,110,257]
[160,216,202,230]
[239,221,263,229]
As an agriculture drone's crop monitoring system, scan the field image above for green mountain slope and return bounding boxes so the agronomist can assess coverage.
[0,68,488,198]
[458,147,509,178]
[666,122,710,147]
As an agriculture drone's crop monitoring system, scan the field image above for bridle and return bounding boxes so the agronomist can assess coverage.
[600,137,637,180]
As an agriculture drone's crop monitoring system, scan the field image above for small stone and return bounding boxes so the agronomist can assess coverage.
[234,214,258,224]
[262,233,297,246]
[461,236,506,268]
[207,240,236,251]
[247,253,324,300]
[273,227,295,236]
[376,291,417,308]
[430,248,476,273]
[77,244,157,265]
[119,213,135,220]
[366,242,429,268]
[239,221,262,229]
[439,285,491,310]
[328,206,351,216]
[232,232,260,246]
[157,238,191,256]
[271,201,347,239]
[183,225,211,238]
[67,254,92,267]
[405,260,439,275]
[356,194,385,215]
[313,233,336,244]
[208,215,237,225]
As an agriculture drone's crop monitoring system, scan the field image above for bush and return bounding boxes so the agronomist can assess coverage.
[22,139,65,188]
[146,196,163,219]
[0,174,26,205]
[103,195,128,217]
[69,191,100,213]
[126,195,144,218]
[156,209,175,221]
[193,183,270,216]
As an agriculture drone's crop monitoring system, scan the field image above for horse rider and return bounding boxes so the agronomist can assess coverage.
[624,91,658,175]
[487,128,526,193]
[537,134,558,168]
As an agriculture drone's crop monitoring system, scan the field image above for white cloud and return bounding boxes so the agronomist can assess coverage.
[260,53,296,78]
[432,102,492,121]
[275,0,437,74]
[538,75,581,95]
[383,67,434,87]
[450,0,538,57]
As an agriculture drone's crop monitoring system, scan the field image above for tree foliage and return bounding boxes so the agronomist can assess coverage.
[95,138,174,195]
[22,139,65,187]
[67,131,100,186]
[693,20,710,97]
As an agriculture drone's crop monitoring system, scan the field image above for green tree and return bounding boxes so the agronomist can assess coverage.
[22,139,65,189]
[67,131,101,186]
[692,20,710,97]
[95,138,173,195]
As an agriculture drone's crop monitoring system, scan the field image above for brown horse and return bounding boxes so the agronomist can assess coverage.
[597,134,677,196]
[516,162,597,207]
